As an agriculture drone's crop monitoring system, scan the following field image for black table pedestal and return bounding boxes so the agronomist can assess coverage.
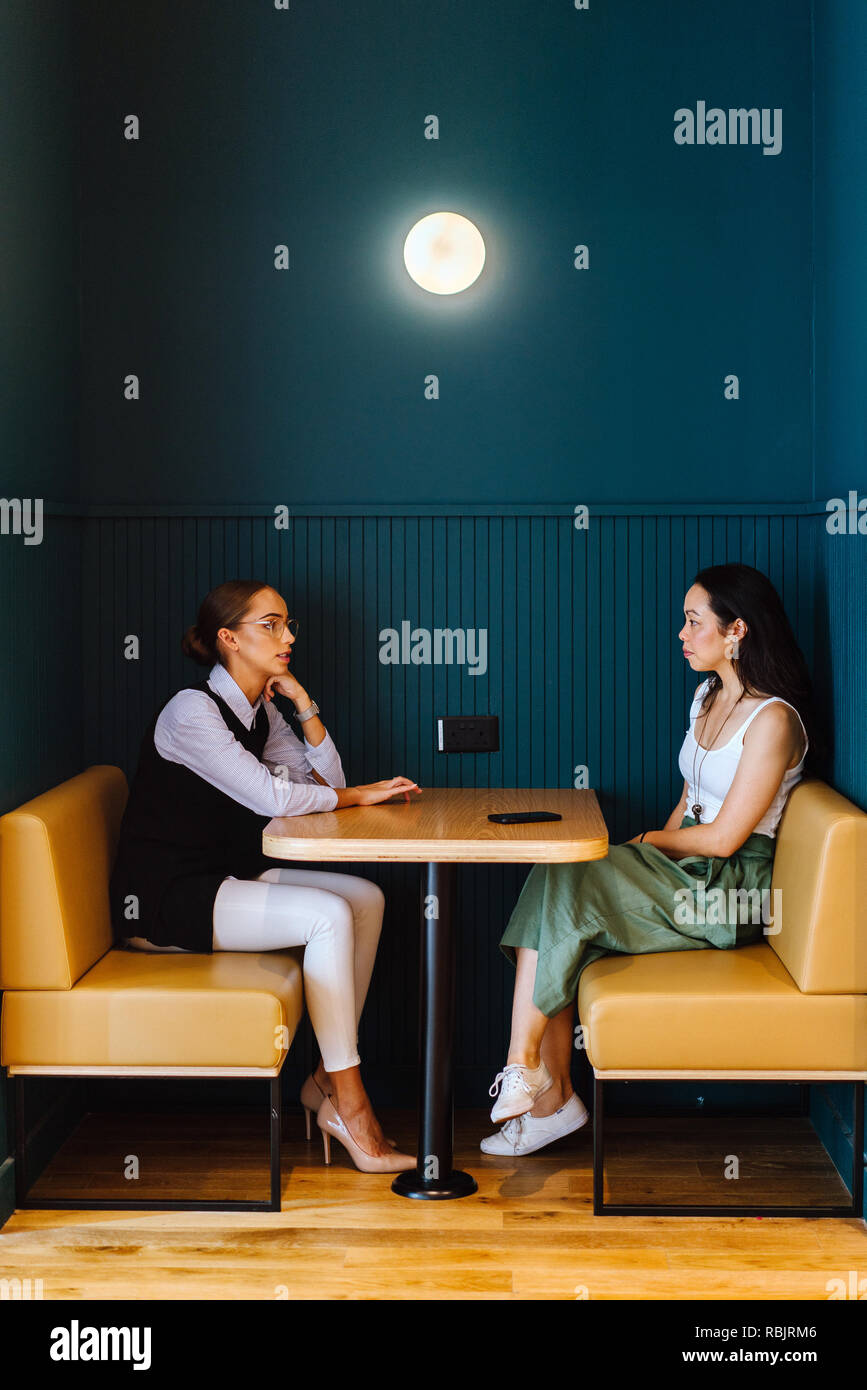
[392,862,478,1200]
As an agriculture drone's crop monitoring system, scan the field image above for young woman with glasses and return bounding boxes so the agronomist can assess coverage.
[110,579,420,1173]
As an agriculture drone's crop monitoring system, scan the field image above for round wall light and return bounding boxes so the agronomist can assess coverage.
[403,212,486,294]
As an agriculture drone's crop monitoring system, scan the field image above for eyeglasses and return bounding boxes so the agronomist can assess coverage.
[236,616,300,639]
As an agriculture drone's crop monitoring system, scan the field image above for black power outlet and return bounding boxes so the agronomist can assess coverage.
[436,715,499,753]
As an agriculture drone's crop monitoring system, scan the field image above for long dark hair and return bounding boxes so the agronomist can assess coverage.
[692,563,824,776]
[181,579,269,667]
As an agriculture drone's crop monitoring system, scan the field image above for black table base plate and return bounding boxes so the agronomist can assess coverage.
[391,1169,478,1200]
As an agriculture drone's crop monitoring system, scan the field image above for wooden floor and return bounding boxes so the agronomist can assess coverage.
[1,1107,865,1300]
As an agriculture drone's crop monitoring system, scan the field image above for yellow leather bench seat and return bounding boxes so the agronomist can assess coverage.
[577,779,867,1080]
[579,944,867,1073]
[1,947,304,1071]
[0,765,308,1213]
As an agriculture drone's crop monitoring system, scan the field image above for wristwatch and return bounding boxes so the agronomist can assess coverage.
[294,699,320,723]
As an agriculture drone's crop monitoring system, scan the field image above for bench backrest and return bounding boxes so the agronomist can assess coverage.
[1,766,864,996]
[0,766,128,990]
[770,778,867,993]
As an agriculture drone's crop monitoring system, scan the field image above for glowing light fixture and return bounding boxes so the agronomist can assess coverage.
[403,212,485,294]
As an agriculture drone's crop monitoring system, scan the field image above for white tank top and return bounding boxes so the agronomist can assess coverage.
[677,679,808,838]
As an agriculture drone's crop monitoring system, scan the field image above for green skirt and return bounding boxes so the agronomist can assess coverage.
[500,816,777,1017]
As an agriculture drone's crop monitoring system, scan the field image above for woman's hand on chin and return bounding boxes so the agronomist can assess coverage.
[262,673,307,705]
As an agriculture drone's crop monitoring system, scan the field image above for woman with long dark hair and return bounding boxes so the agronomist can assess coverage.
[482,563,819,1156]
[110,579,420,1173]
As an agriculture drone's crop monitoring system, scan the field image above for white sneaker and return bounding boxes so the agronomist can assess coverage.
[480,1093,590,1155]
[488,1061,554,1122]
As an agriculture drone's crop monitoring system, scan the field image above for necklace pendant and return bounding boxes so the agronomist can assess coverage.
[691,804,703,821]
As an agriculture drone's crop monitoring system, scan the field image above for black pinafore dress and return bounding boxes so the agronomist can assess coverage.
[109,681,276,953]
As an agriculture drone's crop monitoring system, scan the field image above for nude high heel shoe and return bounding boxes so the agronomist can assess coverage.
[301,1072,397,1146]
[316,1097,416,1173]
[300,1072,331,1141]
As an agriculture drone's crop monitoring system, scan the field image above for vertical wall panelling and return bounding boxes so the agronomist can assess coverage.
[0,519,85,1225]
[79,502,824,1108]
[809,521,867,1216]
[813,0,867,1216]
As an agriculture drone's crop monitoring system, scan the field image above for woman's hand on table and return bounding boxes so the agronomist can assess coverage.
[335,778,421,808]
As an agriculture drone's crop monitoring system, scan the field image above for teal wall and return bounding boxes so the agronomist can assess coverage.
[2,0,865,1226]
[77,0,812,508]
[0,2,82,1226]
[808,0,867,1215]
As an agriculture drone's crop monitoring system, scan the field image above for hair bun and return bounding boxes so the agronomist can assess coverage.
[182,580,270,672]
[181,622,212,666]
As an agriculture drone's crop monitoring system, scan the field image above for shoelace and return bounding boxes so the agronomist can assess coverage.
[488,1065,533,1099]
[502,1115,526,1140]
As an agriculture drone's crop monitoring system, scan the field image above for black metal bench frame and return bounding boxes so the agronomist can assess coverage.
[13,1072,283,1214]
[592,1074,865,1217]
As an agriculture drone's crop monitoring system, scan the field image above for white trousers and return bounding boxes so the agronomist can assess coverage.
[126,867,385,1074]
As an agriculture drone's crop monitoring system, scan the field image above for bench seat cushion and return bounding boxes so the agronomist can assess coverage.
[0,947,304,1070]
[578,943,867,1072]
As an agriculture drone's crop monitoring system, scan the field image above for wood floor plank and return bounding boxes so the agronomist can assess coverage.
[2,1107,862,1300]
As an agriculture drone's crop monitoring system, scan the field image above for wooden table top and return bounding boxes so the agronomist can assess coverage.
[263,787,608,863]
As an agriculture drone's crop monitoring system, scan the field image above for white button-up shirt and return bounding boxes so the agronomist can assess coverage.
[153,662,345,817]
